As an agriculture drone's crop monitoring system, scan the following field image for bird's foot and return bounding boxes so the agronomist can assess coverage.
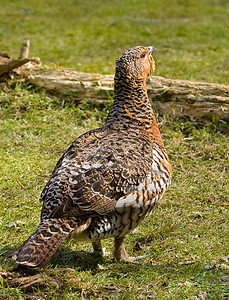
[114,249,148,262]
[82,241,111,258]
[113,236,148,262]
[121,254,148,262]
[94,247,111,257]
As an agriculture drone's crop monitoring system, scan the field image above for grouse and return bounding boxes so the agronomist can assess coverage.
[15,46,172,268]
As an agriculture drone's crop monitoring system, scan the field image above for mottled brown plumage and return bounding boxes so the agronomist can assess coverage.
[15,46,172,268]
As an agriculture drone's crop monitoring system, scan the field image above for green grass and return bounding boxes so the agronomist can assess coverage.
[0,0,229,83]
[0,84,228,299]
[0,1,229,298]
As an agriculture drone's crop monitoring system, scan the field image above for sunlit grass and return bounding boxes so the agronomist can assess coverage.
[0,0,228,83]
[0,85,228,299]
[0,0,228,298]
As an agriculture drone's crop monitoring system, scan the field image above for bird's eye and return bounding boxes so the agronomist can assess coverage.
[140,52,146,59]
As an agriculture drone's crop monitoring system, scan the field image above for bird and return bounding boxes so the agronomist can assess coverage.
[14,46,172,268]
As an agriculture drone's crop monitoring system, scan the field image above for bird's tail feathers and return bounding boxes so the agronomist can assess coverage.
[15,218,81,268]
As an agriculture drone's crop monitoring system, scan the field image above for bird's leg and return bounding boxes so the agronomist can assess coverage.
[92,240,103,256]
[81,240,109,258]
[92,240,111,257]
[113,236,148,262]
[113,236,134,261]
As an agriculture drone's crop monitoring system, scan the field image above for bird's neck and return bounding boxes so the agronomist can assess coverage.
[104,73,164,146]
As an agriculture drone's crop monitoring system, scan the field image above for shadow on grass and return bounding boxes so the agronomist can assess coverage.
[49,246,104,272]
[1,244,102,273]
[1,243,228,299]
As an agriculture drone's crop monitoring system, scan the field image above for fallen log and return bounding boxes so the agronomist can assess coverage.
[26,68,229,123]
[0,40,40,77]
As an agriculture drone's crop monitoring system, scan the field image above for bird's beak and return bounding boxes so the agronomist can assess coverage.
[148,46,156,55]
[148,47,156,74]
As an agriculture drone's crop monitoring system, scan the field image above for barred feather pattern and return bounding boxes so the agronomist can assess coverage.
[15,46,171,268]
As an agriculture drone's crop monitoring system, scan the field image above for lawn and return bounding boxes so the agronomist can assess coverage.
[0,0,229,299]
[1,0,229,83]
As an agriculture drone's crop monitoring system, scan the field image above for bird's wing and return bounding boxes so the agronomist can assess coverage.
[40,128,168,220]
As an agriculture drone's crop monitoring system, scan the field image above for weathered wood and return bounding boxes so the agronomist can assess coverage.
[26,68,229,123]
[0,40,39,77]
[0,52,10,59]
[0,58,32,76]
[19,39,30,59]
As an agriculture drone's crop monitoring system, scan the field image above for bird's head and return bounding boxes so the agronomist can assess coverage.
[115,46,156,81]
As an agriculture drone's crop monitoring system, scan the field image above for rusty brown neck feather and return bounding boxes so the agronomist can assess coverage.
[104,71,164,146]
